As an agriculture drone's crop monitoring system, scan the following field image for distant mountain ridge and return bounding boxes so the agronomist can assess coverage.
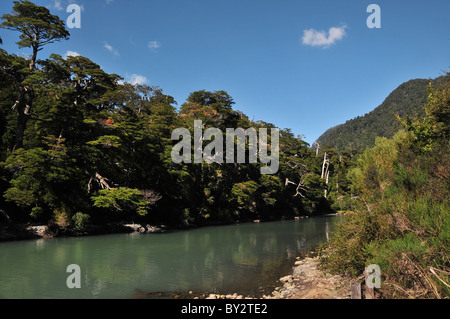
[314,75,448,151]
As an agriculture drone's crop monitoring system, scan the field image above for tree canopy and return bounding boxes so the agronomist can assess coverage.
[1,0,70,70]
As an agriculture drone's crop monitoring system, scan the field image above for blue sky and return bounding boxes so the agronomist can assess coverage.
[1,0,449,145]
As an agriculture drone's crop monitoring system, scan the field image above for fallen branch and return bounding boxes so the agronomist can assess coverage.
[403,253,442,299]
[430,267,450,289]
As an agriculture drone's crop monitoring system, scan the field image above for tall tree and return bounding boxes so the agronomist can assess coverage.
[1,0,70,149]
[1,0,70,70]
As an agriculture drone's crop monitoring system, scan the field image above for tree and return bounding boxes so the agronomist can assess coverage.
[425,74,450,137]
[1,0,70,70]
[1,1,70,150]
[91,187,153,217]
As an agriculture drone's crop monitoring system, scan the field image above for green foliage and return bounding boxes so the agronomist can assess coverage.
[72,212,90,232]
[0,1,70,50]
[347,131,408,201]
[91,188,150,217]
[231,181,259,207]
[319,77,450,298]
[259,175,282,206]
[315,76,448,151]
[1,0,447,298]
[30,206,43,220]
[1,0,69,71]
[2,141,77,211]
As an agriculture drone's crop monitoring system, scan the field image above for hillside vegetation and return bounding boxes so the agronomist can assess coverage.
[315,76,448,151]
[319,74,450,299]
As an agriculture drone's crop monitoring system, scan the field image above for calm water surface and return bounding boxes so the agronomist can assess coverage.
[0,216,341,299]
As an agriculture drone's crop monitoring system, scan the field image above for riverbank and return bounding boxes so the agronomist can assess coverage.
[200,255,351,300]
[0,213,345,243]
[0,222,174,242]
[263,256,351,299]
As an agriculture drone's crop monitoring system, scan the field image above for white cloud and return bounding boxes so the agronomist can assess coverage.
[49,0,63,10]
[49,0,84,11]
[302,25,347,48]
[64,50,81,58]
[148,41,161,51]
[105,0,114,4]
[104,42,119,56]
[126,74,148,85]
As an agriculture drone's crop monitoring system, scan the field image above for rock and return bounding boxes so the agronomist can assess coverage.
[279,275,293,283]
[124,224,142,232]
[265,256,351,299]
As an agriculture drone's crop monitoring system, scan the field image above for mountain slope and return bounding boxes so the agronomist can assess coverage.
[314,75,448,151]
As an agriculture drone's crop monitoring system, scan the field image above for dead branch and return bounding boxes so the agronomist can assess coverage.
[403,253,442,299]
[430,267,450,289]
[285,175,311,198]
[88,172,113,193]
[139,189,162,205]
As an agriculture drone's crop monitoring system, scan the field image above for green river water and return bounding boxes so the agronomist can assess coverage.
[0,216,341,299]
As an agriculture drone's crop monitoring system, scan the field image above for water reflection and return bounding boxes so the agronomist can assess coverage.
[0,216,341,299]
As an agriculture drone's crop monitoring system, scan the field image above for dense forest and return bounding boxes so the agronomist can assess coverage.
[314,76,448,151]
[0,1,448,299]
[0,1,352,233]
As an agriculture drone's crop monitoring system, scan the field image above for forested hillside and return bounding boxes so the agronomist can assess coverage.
[314,76,448,151]
[319,74,450,298]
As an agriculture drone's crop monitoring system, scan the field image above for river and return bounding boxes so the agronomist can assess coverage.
[0,216,341,299]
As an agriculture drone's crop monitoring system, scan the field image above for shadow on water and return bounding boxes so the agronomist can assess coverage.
[130,216,342,299]
[0,216,342,299]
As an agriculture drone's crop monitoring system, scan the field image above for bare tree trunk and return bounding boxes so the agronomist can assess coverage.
[315,142,320,157]
[0,209,12,224]
[321,152,330,198]
[13,87,33,149]
[29,39,38,70]
[321,152,327,178]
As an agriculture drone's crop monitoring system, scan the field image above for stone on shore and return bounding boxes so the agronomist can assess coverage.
[265,256,351,299]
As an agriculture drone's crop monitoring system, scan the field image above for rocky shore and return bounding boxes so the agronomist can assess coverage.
[201,256,351,300]
[263,256,351,299]
[0,222,169,242]
[131,255,352,300]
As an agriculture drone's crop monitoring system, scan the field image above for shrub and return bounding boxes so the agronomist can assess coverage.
[72,212,90,232]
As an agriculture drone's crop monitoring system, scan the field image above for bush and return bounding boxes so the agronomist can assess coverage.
[72,212,90,232]
[318,90,450,298]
